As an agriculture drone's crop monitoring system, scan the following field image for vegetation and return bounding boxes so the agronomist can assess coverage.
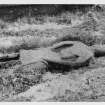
[0,5,105,101]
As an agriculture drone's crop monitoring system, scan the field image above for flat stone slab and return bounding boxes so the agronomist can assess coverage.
[20,41,94,67]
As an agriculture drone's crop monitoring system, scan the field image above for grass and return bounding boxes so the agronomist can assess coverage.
[0,10,104,46]
[1,7,105,101]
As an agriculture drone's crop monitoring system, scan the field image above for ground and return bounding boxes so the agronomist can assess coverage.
[1,8,105,101]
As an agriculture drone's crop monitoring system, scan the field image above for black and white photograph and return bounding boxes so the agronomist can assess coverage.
[0,3,105,102]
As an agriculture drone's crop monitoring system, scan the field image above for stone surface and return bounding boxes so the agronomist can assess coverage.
[91,44,105,57]
[20,41,94,68]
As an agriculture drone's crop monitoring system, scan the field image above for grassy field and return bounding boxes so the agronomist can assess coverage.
[1,5,105,101]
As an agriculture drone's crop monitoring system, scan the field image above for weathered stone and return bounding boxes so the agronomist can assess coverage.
[0,53,19,61]
[20,41,94,69]
[90,44,105,57]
